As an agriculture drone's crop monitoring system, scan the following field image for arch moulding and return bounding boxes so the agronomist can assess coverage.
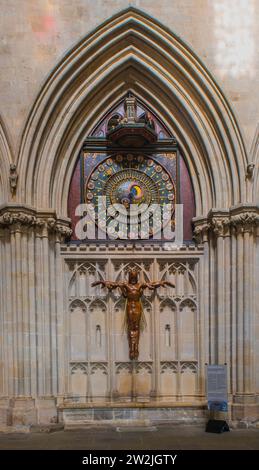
[17,7,248,218]
[0,115,13,204]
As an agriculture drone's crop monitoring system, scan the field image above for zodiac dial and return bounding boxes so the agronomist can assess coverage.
[85,154,175,238]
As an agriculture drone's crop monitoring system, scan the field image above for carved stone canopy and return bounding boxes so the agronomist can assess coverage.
[106,96,157,147]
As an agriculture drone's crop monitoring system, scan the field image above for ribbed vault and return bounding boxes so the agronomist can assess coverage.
[17,7,248,217]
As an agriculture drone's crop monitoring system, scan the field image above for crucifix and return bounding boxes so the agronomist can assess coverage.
[92,267,174,360]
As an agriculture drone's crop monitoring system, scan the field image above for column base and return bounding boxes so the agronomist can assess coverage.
[35,397,58,424]
[232,403,259,423]
[0,398,12,426]
[10,397,37,426]
[0,396,59,428]
[233,394,257,404]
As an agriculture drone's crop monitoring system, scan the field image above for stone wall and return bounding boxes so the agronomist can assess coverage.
[0,0,258,156]
[0,3,258,427]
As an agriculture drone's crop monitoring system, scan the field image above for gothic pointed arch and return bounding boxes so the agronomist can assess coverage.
[17,7,248,216]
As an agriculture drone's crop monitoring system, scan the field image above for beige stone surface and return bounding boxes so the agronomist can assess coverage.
[0,3,258,428]
[0,0,258,154]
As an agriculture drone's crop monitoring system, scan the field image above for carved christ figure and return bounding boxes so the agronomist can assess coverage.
[92,268,175,360]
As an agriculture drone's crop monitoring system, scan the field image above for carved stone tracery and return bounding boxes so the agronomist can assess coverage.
[66,254,200,401]
[161,362,178,374]
[71,363,88,375]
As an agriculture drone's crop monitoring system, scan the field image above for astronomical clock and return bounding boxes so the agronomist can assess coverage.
[85,153,176,238]
[68,95,195,241]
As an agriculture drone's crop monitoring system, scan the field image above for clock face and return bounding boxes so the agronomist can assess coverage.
[85,153,175,238]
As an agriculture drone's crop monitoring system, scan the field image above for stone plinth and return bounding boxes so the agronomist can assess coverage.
[10,398,37,426]
[59,402,208,429]
[36,397,58,425]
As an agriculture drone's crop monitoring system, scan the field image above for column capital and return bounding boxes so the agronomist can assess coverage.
[193,205,259,241]
[0,204,72,242]
[230,205,259,234]
[193,211,230,242]
[193,217,209,243]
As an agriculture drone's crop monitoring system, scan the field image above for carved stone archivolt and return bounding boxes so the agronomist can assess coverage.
[193,205,259,242]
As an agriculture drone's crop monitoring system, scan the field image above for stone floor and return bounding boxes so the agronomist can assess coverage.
[0,425,259,450]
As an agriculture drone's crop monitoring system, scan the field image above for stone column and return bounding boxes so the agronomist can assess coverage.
[256,224,259,397]
[0,227,5,396]
[194,205,259,422]
[0,226,12,426]
[0,205,72,426]
[152,258,161,399]
[230,206,259,420]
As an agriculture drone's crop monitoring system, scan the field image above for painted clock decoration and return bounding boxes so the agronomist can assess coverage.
[85,153,176,238]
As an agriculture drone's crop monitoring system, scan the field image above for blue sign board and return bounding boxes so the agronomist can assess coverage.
[206,364,228,412]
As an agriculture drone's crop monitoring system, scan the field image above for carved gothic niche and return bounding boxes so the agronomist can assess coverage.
[71,362,88,375]
[179,298,197,361]
[70,363,88,401]
[179,298,197,312]
[91,362,108,375]
[69,300,87,363]
[116,362,132,374]
[114,298,130,362]
[135,362,152,397]
[160,362,178,397]
[68,261,106,298]
[180,362,198,397]
[139,298,152,362]
[69,299,87,312]
[180,362,198,373]
[158,261,197,297]
[88,299,106,313]
[88,299,107,362]
[159,299,177,362]
[161,361,178,373]
[90,363,108,400]
[159,298,177,312]
[136,362,153,374]
[116,362,132,397]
